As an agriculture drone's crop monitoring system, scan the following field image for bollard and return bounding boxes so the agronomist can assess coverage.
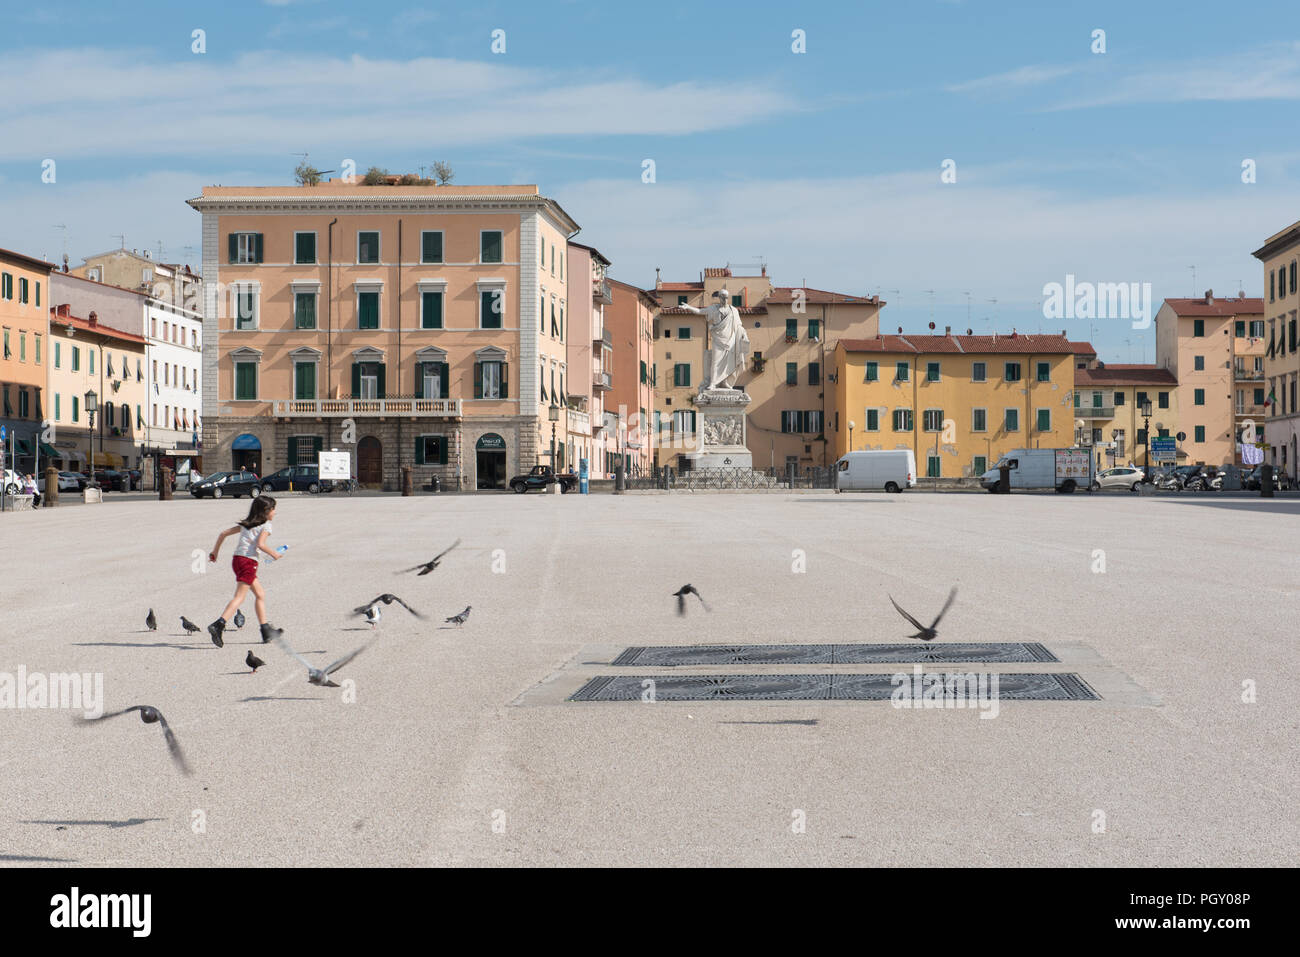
[159,466,173,500]
[997,465,1011,494]
[787,463,796,489]
[1261,464,1275,498]
[401,465,413,496]
[44,465,59,507]
[614,463,625,494]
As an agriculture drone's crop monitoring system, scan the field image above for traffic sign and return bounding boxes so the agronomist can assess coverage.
[1150,436,1176,462]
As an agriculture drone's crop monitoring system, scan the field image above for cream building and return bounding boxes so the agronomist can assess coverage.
[1252,222,1300,474]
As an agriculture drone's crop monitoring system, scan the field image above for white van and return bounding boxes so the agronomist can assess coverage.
[836,450,917,493]
[978,448,1093,493]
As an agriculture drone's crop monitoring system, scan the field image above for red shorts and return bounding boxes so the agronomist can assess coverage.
[232,556,259,584]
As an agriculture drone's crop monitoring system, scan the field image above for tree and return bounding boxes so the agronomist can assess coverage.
[362,166,390,185]
[294,161,322,186]
[432,161,454,185]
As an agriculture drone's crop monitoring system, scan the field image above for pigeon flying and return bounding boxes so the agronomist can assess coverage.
[145,608,157,631]
[888,587,957,642]
[362,604,381,629]
[445,606,471,626]
[180,616,200,634]
[673,584,710,616]
[233,609,246,629]
[270,634,371,688]
[78,705,192,776]
[352,594,424,619]
[246,650,266,672]
[397,539,462,576]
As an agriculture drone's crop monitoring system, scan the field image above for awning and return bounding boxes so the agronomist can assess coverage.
[232,433,262,450]
[14,438,33,456]
[39,442,59,458]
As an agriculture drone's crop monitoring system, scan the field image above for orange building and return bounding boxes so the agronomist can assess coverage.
[1,248,55,475]
[606,278,658,476]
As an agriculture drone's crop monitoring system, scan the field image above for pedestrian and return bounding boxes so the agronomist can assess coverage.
[206,494,285,648]
[24,474,41,508]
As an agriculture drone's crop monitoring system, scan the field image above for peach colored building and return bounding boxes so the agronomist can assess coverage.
[187,180,578,489]
[606,278,657,476]
[0,248,54,476]
[1252,222,1300,474]
[1154,291,1264,466]
[565,242,612,478]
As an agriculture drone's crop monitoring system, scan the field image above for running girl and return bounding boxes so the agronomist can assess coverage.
[206,495,285,647]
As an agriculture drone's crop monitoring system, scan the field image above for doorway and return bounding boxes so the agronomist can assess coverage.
[476,432,507,490]
[231,433,262,476]
[358,436,382,486]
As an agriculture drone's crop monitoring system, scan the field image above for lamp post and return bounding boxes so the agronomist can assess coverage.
[548,399,559,469]
[848,420,855,454]
[84,389,98,486]
[1140,398,1153,470]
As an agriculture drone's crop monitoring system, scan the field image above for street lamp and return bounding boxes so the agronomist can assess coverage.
[84,389,98,486]
[848,420,855,453]
[548,399,560,468]
[1140,398,1153,470]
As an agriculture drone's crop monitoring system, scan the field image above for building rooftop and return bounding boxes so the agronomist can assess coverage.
[1075,364,1178,386]
[765,287,881,306]
[0,247,57,272]
[841,333,1075,355]
[1163,293,1263,316]
[1068,340,1097,355]
[1252,219,1300,260]
[48,305,147,344]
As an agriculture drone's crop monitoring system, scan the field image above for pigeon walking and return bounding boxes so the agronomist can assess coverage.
[362,604,381,629]
[352,594,424,619]
[145,608,157,631]
[246,650,266,673]
[180,616,200,635]
[233,609,246,630]
[888,587,957,642]
[673,584,710,616]
[270,634,370,688]
[445,606,471,626]
[397,539,462,576]
[78,706,191,776]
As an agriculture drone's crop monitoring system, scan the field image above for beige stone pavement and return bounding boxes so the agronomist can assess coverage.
[0,490,1296,866]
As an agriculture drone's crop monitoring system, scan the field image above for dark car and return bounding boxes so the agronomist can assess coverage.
[125,469,142,490]
[261,464,325,493]
[84,469,127,491]
[190,470,261,499]
[509,465,579,494]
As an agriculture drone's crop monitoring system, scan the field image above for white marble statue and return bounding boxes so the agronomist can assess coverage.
[679,288,750,390]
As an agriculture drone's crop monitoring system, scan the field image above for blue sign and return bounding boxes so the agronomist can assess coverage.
[1150,437,1176,461]
[579,457,589,494]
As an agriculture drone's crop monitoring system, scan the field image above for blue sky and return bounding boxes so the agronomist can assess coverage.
[3,0,1299,362]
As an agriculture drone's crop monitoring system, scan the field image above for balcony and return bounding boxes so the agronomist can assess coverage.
[567,409,591,435]
[593,326,612,348]
[594,279,613,305]
[273,397,462,418]
[1234,368,1264,380]
[1075,405,1115,418]
[593,370,612,392]
[1236,404,1266,416]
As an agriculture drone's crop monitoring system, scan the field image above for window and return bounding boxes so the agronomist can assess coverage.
[54,341,60,369]
[786,362,798,385]
[1036,408,1051,432]
[1004,408,1019,431]
[1194,354,1205,371]
[1251,320,1265,337]
[677,327,691,339]
[0,273,10,299]
[72,395,79,422]
[808,362,821,386]
[234,286,258,329]
[480,289,504,329]
[892,408,913,432]
[1256,387,1266,405]
[1135,391,1148,407]
[353,361,384,399]
[293,362,316,400]
[865,408,879,431]
[1291,318,1297,352]
[895,361,909,382]
[72,346,80,372]
[731,295,742,307]
[674,363,691,387]
[927,453,941,478]
[416,291,443,330]
[414,435,448,465]
[1193,318,1205,337]
[19,332,26,361]
[1115,391,1125,406]
[19,277,28,304]
[972,408,987,432]
[864,361,878,382]
[1036,361,1050,382]
[923,409,944,432]
[89,351,94,375]
[34,335,40,365]
[234,362,257,400]
[973,455,987,476]
[358,292,379,329]
[786,318,798,339]
[1194,425,1206,443]
[473,359,506,399]
[295,232,316,264]
[926,361,940,382]
[1194,388,1205,406]
[1004,362,1021,382]
[54,393,60,421]
[550,301,558,337]
[1234,321,1245,338]
[294,292,316,329]
[972,361,986,382]
[228,232,263,264]
[421,231,444,264]
[357,231,380,264]
[480,231,503,264]
[677,295,688,305]
[672,410,696,433]
[18,389,29,418]
[1158,391,1169,409]
[808,319,820,340]
[640,360,647,384]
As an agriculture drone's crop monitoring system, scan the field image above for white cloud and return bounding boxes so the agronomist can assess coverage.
[945,64,1084,95]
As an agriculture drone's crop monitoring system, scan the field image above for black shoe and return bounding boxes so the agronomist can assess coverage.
[207,619,225,648]
[260,623,283,644]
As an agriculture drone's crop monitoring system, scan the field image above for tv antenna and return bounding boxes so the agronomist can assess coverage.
[53,224,68,261]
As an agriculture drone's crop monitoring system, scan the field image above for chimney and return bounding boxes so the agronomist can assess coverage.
[945,325,951,335]
[56,303,70,317]
[62,254,69,273]
[1205,289,1214,304]
[761,264,766,277]
[88,310,98,327]
[1062,329,1067,336]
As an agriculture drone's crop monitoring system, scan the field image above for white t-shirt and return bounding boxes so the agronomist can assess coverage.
[235,522,271,559]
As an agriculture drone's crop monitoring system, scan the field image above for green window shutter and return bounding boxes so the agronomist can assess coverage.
[500,362,508,399]
[377,364,386,398]
[414,437,426,464]
[414,362,425,398]
[423,232,443,263]
[482,291,502,328]
[287,439,298,467]
[351,363,361,398]
[786,318,797,337]
[481,231,502,263]
[253,233,263,263]
[228,234,238,263]
[423,292,443,329]
[473,362,483,398]
[786,362,797,385]
[438,437,448,465]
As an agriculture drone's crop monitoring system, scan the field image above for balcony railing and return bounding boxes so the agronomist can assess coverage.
[1236,404,1266,416]
[273,397,462,417]
[593,326,612,348]
[593,370,612,391]
[594,279,613,304]
[1234,368,1264,380]
[1075,405,1115,418]
[568,409,591,434]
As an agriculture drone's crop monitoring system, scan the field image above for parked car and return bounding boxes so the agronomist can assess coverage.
[82,469,127,491]
[1091,465,1146,492]
[3,469,22,495]
[509,465,579,494]
[261,464,325,493]
[36,471,85,493]
[190,470,261,499]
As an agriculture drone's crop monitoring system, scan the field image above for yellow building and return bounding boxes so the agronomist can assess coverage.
[832,333,1077,478]
[1251,222,1300,473]
[1071,361,1180,469]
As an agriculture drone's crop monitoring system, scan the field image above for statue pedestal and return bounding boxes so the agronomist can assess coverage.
[686,388,753,469]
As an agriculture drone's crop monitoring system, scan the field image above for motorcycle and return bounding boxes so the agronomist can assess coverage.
[1184,471,1214,492]
[1155,471,1183,491]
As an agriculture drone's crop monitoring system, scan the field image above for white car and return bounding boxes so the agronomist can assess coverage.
[1092,465,1145,492]
[3,469,24,495]
[37,471,85,493]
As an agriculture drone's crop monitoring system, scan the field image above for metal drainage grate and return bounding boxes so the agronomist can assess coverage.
[569,672,1099,702]
[609,643,1059,667]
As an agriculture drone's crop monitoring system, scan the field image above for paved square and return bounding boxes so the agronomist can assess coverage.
[1,490,1295,866]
